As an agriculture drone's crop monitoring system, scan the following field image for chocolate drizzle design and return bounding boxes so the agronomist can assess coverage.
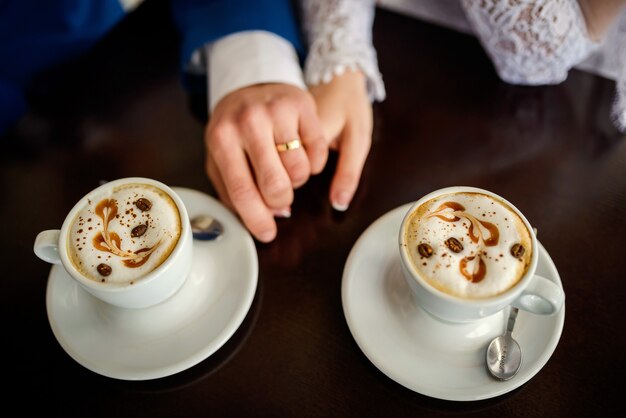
[93,198,161,272]
[428,201,500,283]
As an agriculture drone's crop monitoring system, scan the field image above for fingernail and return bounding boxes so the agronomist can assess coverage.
[273,208,291,218]
[332,193,351,212]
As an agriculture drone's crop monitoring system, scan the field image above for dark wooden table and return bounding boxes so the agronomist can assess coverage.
[3,2,625,416]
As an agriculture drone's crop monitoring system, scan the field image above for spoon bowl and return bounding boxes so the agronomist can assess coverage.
[486,307,522,381]
[190,214,224,241]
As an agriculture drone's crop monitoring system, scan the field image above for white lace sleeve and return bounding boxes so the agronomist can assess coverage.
[461,0,625,133]
[611,15,626,132]
[299,0,386,102]
[460,0,600,85]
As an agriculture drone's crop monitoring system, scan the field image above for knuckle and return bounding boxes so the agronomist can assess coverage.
[267,97,289,116]
[228,178,257,204]
[309,134,327,149]
[301,92,317,111]
[280,89,312,111]
[286,161,310,185]
[291,171,310,188]
[207,123,233,152]
[238,105,267,128]
[262,172,291,199]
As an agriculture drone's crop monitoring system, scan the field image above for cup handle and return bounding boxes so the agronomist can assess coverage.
[511,274,564,315]
[34,230,62,265]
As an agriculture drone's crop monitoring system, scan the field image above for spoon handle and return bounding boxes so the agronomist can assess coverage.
[506,307,519,335]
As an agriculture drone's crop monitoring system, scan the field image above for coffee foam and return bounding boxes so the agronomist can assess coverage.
[404,192,533,299]
[67,183,181,285]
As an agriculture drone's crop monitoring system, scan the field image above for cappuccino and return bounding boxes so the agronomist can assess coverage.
[403,192,532,299]
[67,183,182,285]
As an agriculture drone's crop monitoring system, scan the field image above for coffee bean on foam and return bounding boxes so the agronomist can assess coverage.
[404,192,533,299]
[67,183,182,285]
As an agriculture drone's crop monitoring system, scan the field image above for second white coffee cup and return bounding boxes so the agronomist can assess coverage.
[398,186,564,324]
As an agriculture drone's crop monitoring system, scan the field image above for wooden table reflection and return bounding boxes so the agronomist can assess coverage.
[3,1,625,417]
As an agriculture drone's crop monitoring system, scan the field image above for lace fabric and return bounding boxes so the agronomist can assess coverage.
[299,0,386,102]
[610,15,626,132]
[301,0,624,132]
[461,0,624,132]
[460,0,599,85]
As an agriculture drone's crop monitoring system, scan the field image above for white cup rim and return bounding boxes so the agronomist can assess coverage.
[399,186,539,306]
[57,177,190,292]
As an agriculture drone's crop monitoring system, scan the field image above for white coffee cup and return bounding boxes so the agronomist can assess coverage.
[398,186,564,323]
[34,177,192,309]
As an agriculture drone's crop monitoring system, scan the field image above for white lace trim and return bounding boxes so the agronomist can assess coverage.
[610,15,626,132]
[299,0,386,102]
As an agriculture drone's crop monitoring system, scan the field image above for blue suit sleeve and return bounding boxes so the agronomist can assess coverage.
[0,0,125,136]
[170,0,304,91]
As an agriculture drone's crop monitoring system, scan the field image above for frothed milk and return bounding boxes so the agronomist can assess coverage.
[67,183,182,285]
[403,192,532,299]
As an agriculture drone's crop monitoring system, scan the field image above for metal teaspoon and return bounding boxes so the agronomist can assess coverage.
[190,214,224,241]
[485,227,536,380]
[486,306,522,381]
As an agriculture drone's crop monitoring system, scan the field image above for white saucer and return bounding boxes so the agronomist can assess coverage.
[46,187,258,381]
[341,204,565,401]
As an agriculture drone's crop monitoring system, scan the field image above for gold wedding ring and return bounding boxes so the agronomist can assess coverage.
[276,138,302,153]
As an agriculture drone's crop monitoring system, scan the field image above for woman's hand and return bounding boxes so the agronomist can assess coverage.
[578,0,626,41]
[309,70,373,211]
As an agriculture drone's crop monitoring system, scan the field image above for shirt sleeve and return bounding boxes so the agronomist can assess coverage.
[205,31,306,112]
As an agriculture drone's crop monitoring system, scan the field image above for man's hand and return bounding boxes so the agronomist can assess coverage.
[205,83,328,242]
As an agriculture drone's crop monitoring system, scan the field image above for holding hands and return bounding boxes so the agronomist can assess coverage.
[200,1,384,242]
[205,83,328,242]
[205,70,373,243]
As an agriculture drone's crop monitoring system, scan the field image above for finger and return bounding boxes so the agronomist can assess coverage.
[271,99,311,188]
[208,153,291,219]
[205,152,233,210]
[208,123,278,243]
[239,105,294,209]
[329,123,371,211]
[298,95,328,175]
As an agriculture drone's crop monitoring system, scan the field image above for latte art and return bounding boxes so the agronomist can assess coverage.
[67,183,182,284]
[403,192,532,299]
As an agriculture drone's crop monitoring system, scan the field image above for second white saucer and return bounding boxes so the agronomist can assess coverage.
[341,203,565,401]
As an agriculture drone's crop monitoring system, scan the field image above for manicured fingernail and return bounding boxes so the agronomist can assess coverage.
[332,193,351,212]
[273,208,291,218]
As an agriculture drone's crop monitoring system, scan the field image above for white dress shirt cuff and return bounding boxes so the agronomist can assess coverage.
[206,31,306,112]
